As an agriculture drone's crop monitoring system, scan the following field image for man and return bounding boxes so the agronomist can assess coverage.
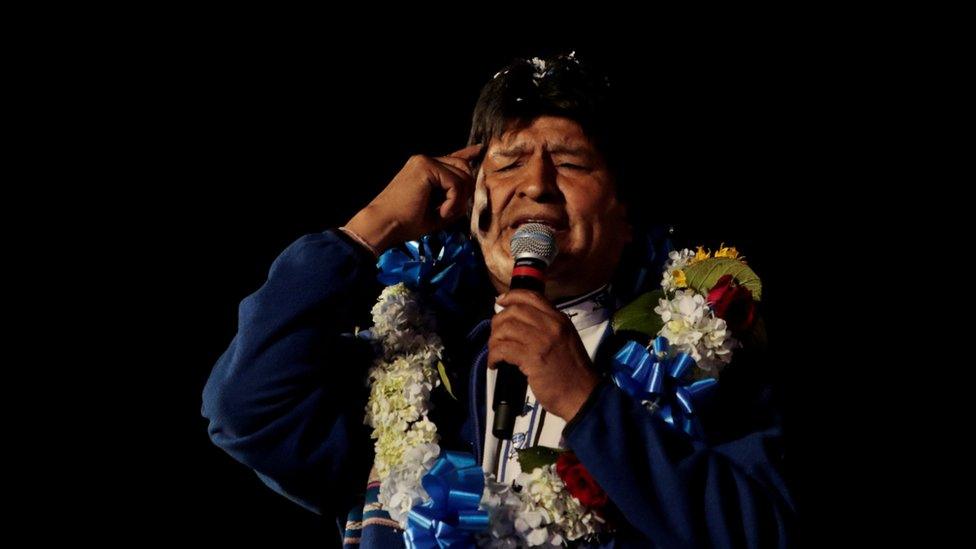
[203,53,795,547]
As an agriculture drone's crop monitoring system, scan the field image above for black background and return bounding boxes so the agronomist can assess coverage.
[76,24,893,547]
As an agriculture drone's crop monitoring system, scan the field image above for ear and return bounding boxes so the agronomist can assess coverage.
[469,167,490,240]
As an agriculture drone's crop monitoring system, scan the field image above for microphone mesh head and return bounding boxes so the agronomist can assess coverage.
[510,223,558,266]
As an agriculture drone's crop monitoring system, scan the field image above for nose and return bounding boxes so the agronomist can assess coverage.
[515,156,561,203]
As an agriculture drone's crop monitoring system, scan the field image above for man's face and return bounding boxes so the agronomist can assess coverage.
[470,115,632,301]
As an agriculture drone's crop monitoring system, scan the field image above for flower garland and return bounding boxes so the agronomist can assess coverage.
[361,230,484,526]
[657,247,739,375]
[363,283,444,525]
[609,244,764,438]
[363,232,765,547]
[614,244,762,380]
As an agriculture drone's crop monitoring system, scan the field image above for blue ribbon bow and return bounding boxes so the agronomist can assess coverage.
[611,337,718,439]
[403,451,489,549]
[377,231,479,315]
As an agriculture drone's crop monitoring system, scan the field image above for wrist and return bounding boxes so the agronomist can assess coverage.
[337,226,381,259]
[563,377,607,432]
[558,371,600,421]
[345,205,401,256]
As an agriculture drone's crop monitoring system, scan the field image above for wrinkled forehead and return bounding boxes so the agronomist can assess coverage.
[484,117,600,161]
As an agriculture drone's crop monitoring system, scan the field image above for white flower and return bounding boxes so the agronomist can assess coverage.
[661,248,697,292]
[478,466,605,547]
[666,248,696,271]
[525,527,548,546]
[376,433,441,524]
[654,290,738,374]
[370,283,442,358]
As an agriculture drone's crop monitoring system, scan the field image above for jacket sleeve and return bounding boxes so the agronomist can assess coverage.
[562,379,796,548]
[201,228,382,516]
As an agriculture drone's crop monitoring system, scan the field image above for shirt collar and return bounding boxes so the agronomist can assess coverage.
[493,283,615,331]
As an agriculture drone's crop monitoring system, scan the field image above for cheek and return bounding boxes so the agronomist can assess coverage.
[566,192,624,250]
[566,191,603,230]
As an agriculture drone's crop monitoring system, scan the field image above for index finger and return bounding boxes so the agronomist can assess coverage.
[447,143,484,162]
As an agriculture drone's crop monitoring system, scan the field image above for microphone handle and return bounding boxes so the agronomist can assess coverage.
[492,258,546,440]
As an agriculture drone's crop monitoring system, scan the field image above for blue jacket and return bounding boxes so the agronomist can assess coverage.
[202,228,796,548]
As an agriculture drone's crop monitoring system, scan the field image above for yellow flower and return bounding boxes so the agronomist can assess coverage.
[713,243,741,260]
[673,269,688,288]
[692,246,711,263]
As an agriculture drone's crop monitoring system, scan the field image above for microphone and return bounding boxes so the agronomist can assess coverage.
[492,222,559,440]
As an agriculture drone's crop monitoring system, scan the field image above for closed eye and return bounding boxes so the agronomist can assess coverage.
[496,162,521,172]
[559,163,590,171]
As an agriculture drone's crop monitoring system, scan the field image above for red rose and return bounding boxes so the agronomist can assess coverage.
[555,452,609,509]
[707,274,757,334]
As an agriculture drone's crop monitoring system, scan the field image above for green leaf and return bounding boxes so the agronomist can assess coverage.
[437,361,456,400]
[611,290,665,336]
[683,258,763,301]
[516,446,565,472]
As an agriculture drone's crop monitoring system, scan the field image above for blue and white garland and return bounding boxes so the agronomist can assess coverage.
[360,232,756,547]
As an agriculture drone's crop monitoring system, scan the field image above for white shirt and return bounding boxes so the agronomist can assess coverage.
[482,283,617,484]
